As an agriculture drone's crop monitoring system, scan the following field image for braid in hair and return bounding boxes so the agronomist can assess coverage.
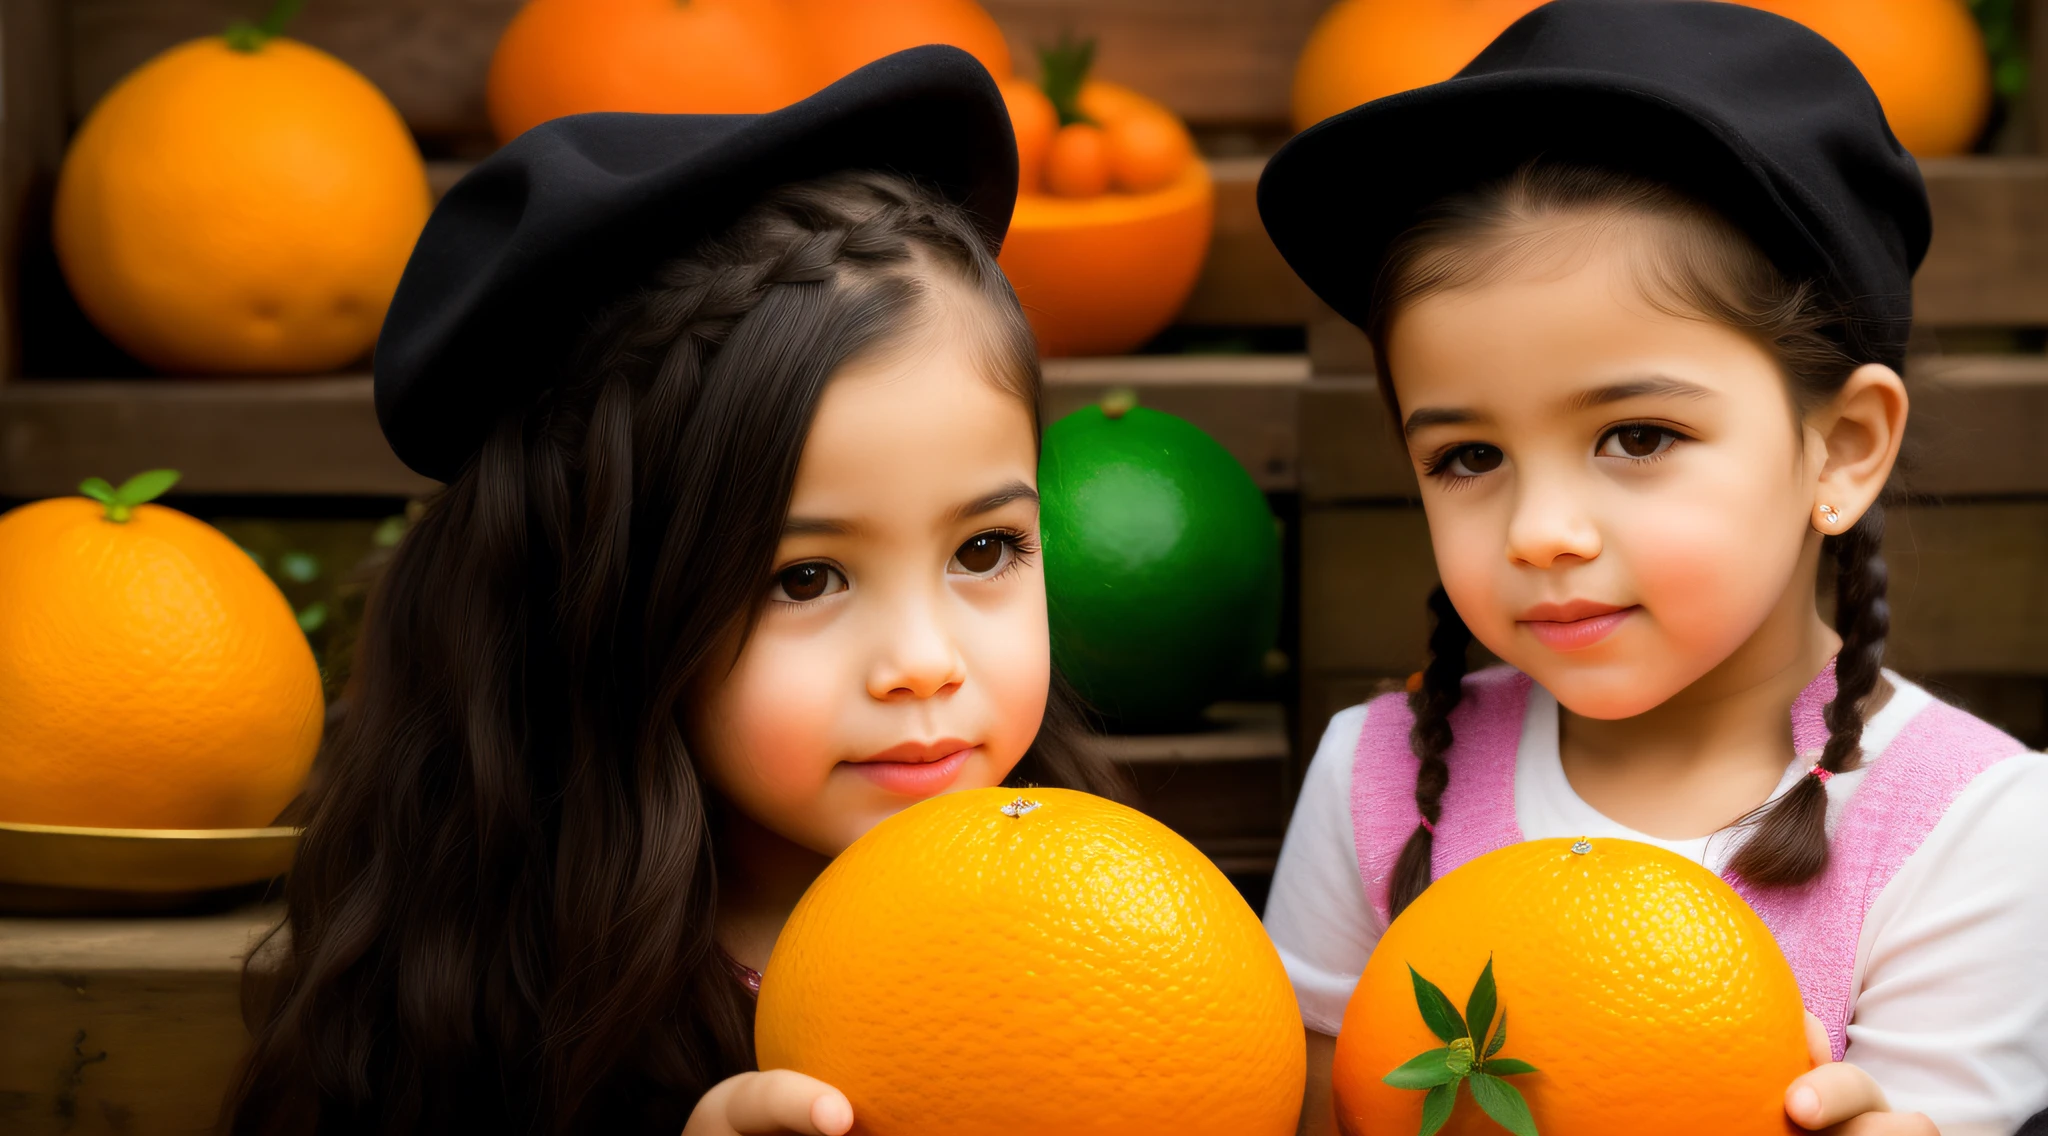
[1388,585,1474,918]
[1727,503,1890,885]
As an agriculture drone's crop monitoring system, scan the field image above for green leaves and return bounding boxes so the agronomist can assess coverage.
[1384,956,1541,1136]
[1410,965,1467,1043]
[1036,31,1096,127]
[225,0,306,52]
[79,469,181,524]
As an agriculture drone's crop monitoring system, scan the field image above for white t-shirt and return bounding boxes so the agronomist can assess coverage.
[1264,673,2048,1133]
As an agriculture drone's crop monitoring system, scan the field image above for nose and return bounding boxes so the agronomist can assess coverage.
[1504,476,1602,569]
[865,589,966,701]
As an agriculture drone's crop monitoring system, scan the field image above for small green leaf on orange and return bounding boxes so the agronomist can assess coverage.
[1409,964,1466,1043]
[78,478,116,506]
[1419,1082,1458,1136]
[1382,1047,1457,1090]
[1465,956,1498,1046]
[114,469,180,506]
[1468,1072,1539,1136]
[1482,1057,1537,1077]
[1485,1009,1509,1058]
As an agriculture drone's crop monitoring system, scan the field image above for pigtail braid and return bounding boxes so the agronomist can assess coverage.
[1728,504,1889,886]
[1388,585,1473,918]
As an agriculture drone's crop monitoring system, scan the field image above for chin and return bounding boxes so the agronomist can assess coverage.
[1521,657,1685,721]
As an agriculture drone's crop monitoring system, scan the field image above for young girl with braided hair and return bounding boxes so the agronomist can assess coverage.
[224,50,1121,1136]
[1259,5,2048,1135]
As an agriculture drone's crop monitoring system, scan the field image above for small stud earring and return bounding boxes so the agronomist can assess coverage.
[1819,504,1841,527]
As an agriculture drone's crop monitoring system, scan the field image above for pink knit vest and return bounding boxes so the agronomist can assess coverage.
[1349,663,2025,1061]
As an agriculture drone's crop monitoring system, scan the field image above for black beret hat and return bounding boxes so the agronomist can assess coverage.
[375,45,1018,482]
[1259,0,1932,367]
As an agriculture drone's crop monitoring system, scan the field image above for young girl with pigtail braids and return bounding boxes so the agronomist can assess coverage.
[1258,5,2048,1135]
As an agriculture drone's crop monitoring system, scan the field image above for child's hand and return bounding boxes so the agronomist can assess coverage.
[1785,1013,1937,1134]
[683,1070,853,1136]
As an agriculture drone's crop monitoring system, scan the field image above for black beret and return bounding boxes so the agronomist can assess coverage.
[374,45,1018,482]
[1259,0,1932,367]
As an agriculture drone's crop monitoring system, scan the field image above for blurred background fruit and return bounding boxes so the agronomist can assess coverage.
[1039,394,1281,729]
[792,0,1010,87]
[1736,0,1992,157]
[997,36,1213,356]
[1290,0,1545,131]
[0,472,323,830]
[486,0,811,141]
[52,1,429,375]
[1334,838,1811,1135]
[758,787,1305,1135]
[488,0,1014,141]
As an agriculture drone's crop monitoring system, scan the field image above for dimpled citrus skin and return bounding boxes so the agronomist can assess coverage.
[54,37,429,374]
[757,787,1305,1135]
[1334,838,1808,1135]
[0,499,323,829]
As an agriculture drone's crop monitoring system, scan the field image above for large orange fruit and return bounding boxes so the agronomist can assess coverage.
[0,474,323,829]
[790,0,1010,88]
[53,26,429,374]
[487,0,811,141]
[1333,838,1808,1135]
[1291,0,1547,131]
[1734,0,1991,157]
[757,787,1305,1135]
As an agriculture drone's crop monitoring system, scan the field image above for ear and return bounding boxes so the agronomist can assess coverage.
[1807,363,1908,533]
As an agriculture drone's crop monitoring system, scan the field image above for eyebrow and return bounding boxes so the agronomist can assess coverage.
[1564,376,1715,411]
[949,480,1039,524]
[1402,376,1715,438]
[781,480,1039,537]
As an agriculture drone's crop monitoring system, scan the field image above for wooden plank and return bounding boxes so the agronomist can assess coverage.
[1915,159,2048,326]
[1298,500,2048,679]
[0,377,433,498]
[1299,355,2048,503]
[1087,701,1288,765]
[0,0,69,383]
[0,906,272,1136]
[1178,156,1316,326]
[66,0,1328,151]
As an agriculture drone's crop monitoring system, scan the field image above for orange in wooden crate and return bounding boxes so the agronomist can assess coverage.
[792,0,1010,87]
[1291,0,1547,131]
[757,786,1304,1135]
[487,0,813,140]
[53,7,429,375]
[0,472,322,830]
[997,39,1213,356]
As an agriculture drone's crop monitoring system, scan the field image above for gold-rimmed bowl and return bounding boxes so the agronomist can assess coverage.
[0,820,298,913]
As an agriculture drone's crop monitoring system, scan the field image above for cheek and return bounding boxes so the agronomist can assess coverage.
[1426,503,1513,633]
[965,584,1051,769]
[1623,464,1809,644]
[692,632,844,804]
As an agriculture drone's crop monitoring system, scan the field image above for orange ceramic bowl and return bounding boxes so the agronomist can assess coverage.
[998,160,1215,357]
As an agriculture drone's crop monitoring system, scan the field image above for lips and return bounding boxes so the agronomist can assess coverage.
[1517,601,1638,651]
[844,740,978,797]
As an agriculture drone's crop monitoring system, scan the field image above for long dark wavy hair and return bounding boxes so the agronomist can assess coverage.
[1368,161,1892,918]
[224,170,1125,1135]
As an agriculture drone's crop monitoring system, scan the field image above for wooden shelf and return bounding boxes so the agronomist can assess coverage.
[1088,702,1290,766]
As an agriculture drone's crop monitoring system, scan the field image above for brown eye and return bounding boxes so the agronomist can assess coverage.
[950,532,1013,577]
[773,562,845,603]
[1447,444,1503,476]
[1600,425,1679,460]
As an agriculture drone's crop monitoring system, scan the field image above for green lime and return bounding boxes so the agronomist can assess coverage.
[1041,397,1281,729]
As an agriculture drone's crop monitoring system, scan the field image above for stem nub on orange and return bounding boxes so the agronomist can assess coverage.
[1334,839,1810,1135]
[757,787,1305,1135]
[54,23,428,375]
[0,477,322,830]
